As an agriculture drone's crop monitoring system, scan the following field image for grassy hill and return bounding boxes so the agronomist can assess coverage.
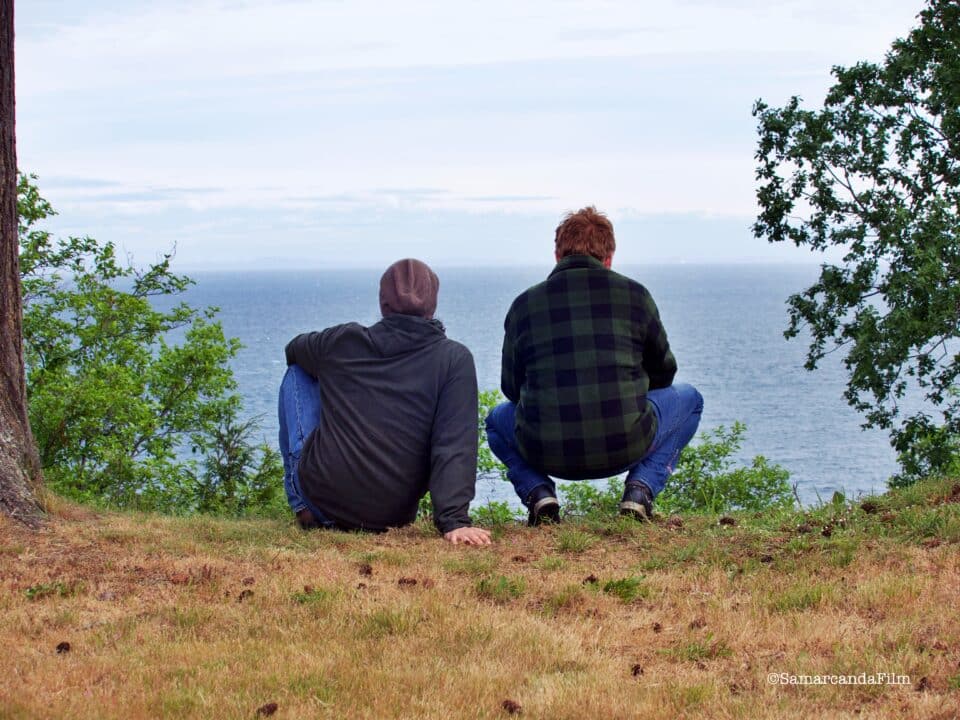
[1,478,959,719]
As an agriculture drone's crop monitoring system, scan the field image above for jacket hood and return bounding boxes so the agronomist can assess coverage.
[369,314,447,357]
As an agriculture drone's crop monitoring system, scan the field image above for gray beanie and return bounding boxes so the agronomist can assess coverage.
[379,258,439,319]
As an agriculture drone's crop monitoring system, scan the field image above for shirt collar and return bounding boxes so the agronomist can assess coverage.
[548,254,606,278]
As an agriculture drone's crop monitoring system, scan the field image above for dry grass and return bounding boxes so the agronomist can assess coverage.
[1,480,960,719]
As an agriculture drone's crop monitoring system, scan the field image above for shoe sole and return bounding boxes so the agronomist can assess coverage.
[619,501,650,521]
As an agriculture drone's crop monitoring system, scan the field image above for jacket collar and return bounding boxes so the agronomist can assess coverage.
[380,313,446,335]
[548,254,606,279]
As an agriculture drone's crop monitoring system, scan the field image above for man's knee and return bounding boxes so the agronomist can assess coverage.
[282,363,315,387]
[485,402,518,458]
[280,364,308,401]
[485,401,515,435]
[674,383,704,414]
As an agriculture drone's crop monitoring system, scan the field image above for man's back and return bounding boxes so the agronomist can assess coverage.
[501,254,676,479]
[286,314,477,532]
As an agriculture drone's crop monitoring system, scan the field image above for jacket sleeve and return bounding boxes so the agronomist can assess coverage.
[642,291,678,390]
[429,345,480,534]
[285,331,328,376]
[500,302,523,403]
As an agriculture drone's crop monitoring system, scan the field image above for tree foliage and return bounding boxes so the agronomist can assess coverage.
[18,174,284,514]
[753,0,960,483]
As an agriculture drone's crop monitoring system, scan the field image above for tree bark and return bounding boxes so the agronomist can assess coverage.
[0,0,42,527]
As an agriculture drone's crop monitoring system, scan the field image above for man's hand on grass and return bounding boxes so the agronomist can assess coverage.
[444,526,492,546]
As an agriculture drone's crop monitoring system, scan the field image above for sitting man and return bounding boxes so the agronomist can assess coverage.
[279,258,491,545]
[486,207,703,524]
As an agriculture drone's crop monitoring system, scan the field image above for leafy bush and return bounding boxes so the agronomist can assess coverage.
[470,500,522,527]
[18,173,282,515]
[559,478,623,517]
[555,423,793,517]
[658,423,793,514]
[477,388,507,481]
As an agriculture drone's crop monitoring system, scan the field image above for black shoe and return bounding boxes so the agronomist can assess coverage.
[296,508,321,530]
[620,482,653,521]
[526,486,561,526]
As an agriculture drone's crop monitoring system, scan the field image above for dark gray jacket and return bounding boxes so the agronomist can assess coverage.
[285,314,478,533]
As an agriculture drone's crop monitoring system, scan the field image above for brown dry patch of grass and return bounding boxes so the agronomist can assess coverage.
[1,479,959,719]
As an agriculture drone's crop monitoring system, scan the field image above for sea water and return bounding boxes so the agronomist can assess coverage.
[161,264,900,507]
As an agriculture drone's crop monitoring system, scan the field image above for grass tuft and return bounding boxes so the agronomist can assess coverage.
[663,635,733,662]
[535,555,566,571]
[555,528,595,553]
[359,608,422,638]
[442,554,497,576]
[292,586,339,606]
[601,576,651,603]
[24,581,80,601]
[476,575,526,603]
[768,582,835,613]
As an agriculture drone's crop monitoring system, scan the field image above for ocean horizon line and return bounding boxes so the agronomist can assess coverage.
[174,259,826,273]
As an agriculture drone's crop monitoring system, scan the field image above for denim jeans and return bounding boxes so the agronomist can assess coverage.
[278,364,336,527]
[485,383,704,504]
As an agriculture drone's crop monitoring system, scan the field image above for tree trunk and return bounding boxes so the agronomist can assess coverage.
[0,0,42,527]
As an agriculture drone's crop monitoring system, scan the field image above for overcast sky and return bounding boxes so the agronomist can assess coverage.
[16,0,925,269]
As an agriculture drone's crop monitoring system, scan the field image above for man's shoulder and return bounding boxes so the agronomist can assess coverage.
[521,266,647,299]
[507,278,550,313]
[319,321,369,338]
[293,322,370,351]
[608,268,650,295]
[330,320,368,332]
[438,336,475,364]
[294,320,366,335]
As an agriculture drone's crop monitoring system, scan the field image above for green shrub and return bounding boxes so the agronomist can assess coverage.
[659,423,794,514]
[558,478,622,517]
[18,173,282,516]
[470,501,523,527]
[555,423,793,517]
[478,389,507,481]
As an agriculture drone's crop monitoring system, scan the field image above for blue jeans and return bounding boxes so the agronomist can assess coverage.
[485,383,704,504]
[278,365,336,527]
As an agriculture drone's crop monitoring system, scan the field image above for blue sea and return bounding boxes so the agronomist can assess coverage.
[166,265,901,507]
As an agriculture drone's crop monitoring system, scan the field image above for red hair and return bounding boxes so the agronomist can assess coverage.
[554,206,615,261]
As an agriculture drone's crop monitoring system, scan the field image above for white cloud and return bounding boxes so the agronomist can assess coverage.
[15,0,927,265]
[19,0,920,93]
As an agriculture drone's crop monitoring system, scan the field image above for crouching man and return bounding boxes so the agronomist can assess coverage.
[279,258,491,545]
[486,207,703,525]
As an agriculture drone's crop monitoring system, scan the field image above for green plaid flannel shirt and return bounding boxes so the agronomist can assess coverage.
[500,255,677,479]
